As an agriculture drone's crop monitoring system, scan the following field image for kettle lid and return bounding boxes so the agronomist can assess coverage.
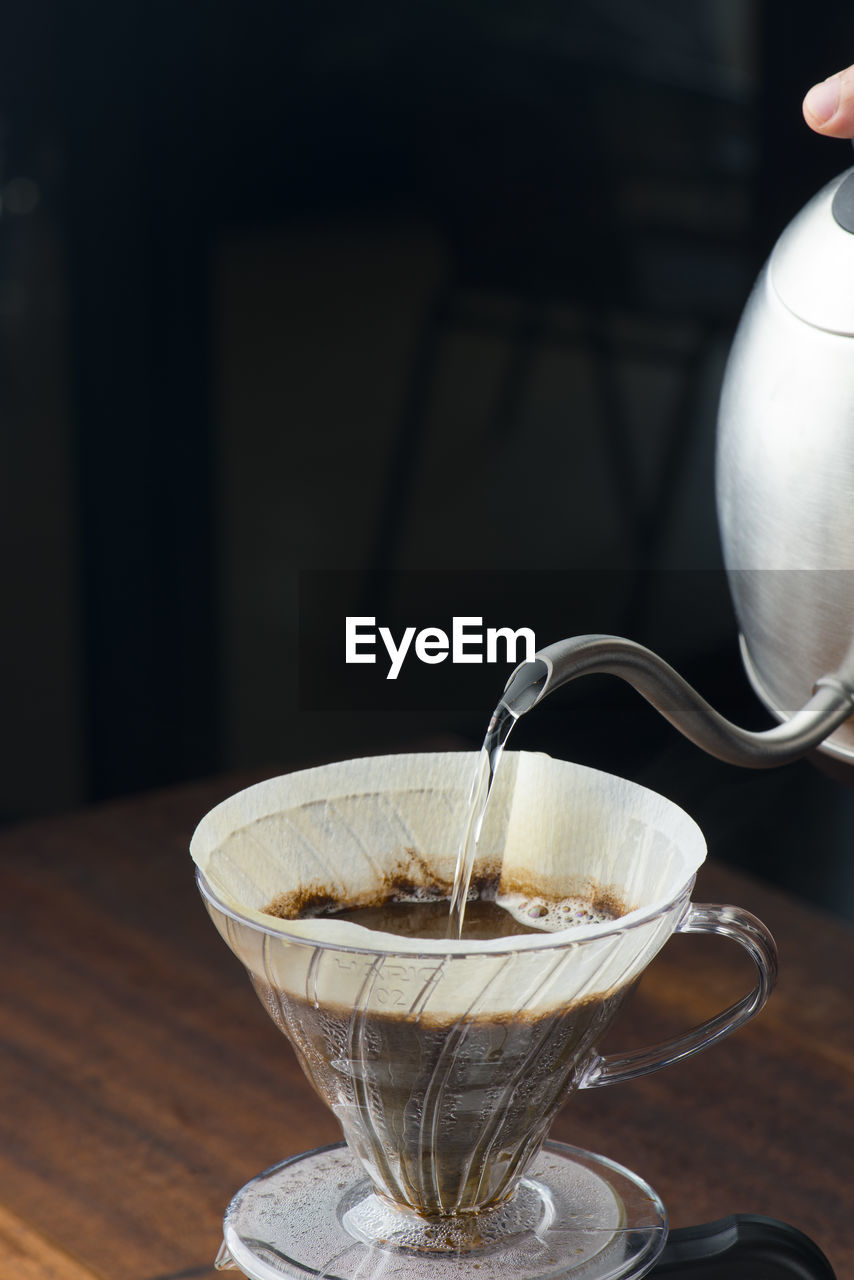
[770,166,854,335]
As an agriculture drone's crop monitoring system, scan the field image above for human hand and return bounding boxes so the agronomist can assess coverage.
[803,67,854,137]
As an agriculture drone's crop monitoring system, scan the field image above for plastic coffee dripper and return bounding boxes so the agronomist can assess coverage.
[191,751,777,1280]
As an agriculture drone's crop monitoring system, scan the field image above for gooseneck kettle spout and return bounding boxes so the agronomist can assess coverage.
[502,636,854,769]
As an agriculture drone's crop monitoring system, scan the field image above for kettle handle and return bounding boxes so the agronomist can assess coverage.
[502,634,853,768]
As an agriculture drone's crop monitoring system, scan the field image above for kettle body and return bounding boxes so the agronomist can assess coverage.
[716,167,854,761]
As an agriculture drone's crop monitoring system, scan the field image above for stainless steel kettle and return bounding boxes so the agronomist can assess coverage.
[505,169,854,766]
[717,165,854,763]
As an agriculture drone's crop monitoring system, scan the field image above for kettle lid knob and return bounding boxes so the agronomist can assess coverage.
[831,170,854,232]
[770,166,854,334]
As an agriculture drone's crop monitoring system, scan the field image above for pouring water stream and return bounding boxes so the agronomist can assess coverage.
[449,658,550,937]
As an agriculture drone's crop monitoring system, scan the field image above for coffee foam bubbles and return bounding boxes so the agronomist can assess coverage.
[374,889,625,934]
[496,891,622,933]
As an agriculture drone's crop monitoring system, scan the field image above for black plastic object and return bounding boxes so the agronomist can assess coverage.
[831,170,854,233]
[649,1215,836,1278]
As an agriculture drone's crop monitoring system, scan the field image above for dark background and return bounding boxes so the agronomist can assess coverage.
[4,1,854,917]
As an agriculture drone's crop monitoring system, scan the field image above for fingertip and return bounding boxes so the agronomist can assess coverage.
[803,67,854,138]
[803,77,840,129]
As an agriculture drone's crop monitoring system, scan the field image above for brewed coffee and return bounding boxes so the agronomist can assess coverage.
[273,977,630,1217]
[257,883,630,1213]
[272,885,624,941]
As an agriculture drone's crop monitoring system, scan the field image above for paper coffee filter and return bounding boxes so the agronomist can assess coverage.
[193,752,704,1018]
[192,750,704,951]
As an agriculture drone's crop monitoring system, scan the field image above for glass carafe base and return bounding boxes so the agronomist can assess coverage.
[215,1140,668,1280]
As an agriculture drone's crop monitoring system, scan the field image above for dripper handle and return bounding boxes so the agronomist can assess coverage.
[579,904,777,1090]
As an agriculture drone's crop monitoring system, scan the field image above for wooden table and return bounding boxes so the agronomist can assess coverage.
[2,772,853,1279]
